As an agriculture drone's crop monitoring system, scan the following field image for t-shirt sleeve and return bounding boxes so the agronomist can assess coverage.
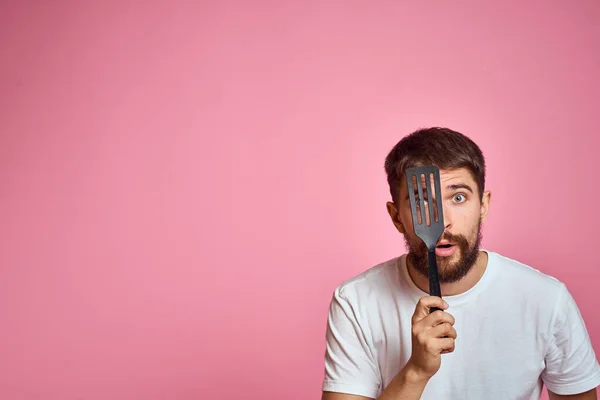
[321,286,381,399]
[541,283,600,395]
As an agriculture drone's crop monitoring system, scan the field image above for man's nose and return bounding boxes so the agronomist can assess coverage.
[443,203,452,230]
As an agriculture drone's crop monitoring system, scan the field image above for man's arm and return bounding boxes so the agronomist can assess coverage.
[321,392,372,400]
[541,284,600,396]
[548,388,597,400]
[321,362,429,400]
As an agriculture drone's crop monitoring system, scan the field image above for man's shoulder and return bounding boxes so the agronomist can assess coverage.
[489,250,565,293]
[333,256,401,301]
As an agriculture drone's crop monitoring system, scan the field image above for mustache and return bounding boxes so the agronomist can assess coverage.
[439,232,469,246]
[414,231,469,251]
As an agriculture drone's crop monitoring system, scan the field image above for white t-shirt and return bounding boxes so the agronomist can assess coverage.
[322,250,600,399]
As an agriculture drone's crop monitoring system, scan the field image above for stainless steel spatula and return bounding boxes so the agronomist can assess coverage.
[405,165,444,312]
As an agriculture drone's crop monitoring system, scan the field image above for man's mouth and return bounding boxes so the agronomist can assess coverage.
[435,242,457,257]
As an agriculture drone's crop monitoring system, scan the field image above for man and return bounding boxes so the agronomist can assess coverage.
[320,127,600,399]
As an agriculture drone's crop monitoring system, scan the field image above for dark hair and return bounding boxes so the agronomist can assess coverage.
[384,127,486,203]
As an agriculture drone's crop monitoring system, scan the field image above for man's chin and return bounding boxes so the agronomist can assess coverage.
[437,250,461,266]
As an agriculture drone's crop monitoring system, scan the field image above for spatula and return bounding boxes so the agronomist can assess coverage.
[405,165,444,312]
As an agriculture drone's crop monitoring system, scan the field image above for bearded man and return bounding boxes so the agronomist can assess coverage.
[320,127,600,400]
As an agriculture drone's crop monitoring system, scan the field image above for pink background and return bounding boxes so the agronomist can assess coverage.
[1,2,599,399]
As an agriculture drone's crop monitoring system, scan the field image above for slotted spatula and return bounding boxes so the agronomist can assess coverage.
[405,165,444,312]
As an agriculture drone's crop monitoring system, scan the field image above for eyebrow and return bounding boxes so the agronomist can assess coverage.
[446,183,473,193]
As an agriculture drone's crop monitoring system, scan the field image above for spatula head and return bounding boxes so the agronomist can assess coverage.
[405,165,445,250]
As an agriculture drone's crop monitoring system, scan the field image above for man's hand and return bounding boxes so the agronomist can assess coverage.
[405,296,456,380]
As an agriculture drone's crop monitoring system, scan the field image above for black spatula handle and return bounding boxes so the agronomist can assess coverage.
[427,249,443,313]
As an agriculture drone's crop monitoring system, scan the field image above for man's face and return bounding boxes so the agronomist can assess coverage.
[387,167,491,283]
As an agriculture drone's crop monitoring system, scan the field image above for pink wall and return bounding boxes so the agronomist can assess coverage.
[1,2,599,399]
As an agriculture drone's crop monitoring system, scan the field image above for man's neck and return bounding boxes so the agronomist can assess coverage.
[406,251,489,297]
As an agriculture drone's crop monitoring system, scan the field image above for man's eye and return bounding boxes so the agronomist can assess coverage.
[454,194,466,203]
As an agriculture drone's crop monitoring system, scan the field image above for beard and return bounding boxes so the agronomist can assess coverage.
[404,218,483,284]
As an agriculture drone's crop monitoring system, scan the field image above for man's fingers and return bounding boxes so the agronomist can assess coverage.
[429,322,457,339]
[412,296,449,324]
[439,337,455,350]
[423,309,456,328]
[440,338,456,354]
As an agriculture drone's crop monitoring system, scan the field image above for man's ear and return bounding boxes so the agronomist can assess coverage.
[480,189,491,222]
[386,201,406,234]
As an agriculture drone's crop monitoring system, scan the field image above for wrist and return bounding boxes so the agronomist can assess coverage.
[401,361,431,385]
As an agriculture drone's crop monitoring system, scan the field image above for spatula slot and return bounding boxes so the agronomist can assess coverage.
[411,174,422,225]
[425,172,440,224]
[421,173,432,227]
